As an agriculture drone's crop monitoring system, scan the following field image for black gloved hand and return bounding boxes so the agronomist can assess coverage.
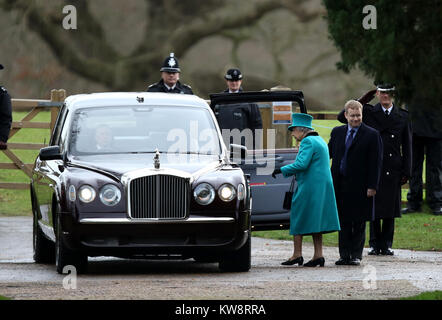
[0,141,7,150]
[271,168,282,179]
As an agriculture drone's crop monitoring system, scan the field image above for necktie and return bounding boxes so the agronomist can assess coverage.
[340,129,355,175]
[385,109,389,116]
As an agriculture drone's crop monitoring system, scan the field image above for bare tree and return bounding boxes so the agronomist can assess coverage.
[0,0,320,92]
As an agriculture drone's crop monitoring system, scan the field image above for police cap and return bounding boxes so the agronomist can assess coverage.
[160,53,181,73]
[225,68,243,81]
[375,82,395,92]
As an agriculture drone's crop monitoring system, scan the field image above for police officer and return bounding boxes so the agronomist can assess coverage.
[147,53,193,95]
[224,68,244,93]
[403,95,442,216]
[0,64,12,150]
[215,68,262,149]
[338,83,412,256]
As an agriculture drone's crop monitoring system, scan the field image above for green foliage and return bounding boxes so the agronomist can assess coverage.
[400,290,442,300]
[322,0,442,116]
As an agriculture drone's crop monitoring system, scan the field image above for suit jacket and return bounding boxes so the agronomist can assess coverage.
[338,103,412,218]
[329,123,383,222]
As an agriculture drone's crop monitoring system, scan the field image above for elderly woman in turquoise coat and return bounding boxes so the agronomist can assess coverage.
[272,113,340,267]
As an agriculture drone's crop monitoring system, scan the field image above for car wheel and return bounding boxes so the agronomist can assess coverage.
[33,211,55,264]
[55,211,87,274]
[219,233,251,272]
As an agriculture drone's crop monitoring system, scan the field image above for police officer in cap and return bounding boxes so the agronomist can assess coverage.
[337,82,412,256]
[147,53,193,95]
[224,68,244,93]
[215,68,262,149]
[0,64,12,150]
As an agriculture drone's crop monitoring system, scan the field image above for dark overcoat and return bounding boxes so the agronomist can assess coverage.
[338,103,412,218]
[328,123,383,222]
[146,79,193,95]
[0,86,12,143]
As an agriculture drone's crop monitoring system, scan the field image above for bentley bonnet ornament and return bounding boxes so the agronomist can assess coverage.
[153,148,160,169]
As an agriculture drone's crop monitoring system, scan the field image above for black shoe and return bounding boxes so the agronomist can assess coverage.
[281,256,304,266]
[368,248,380,255]
[348,258,361,266]
[335,258,350,266]
[402,206,421,214]
[432,208,442,216]
[304,257,325,267]
[380,249,394,256]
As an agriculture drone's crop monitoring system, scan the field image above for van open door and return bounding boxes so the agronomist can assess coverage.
[210,91,308,231]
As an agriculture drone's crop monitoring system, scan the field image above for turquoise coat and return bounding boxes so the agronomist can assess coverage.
[281,133,340,236]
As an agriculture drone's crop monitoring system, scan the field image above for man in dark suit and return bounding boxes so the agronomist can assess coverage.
[0,64,12,150]
[338,84,412,255]
[146,53,193,94]
[329,100,382,266]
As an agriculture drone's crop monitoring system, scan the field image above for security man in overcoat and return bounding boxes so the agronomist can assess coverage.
[0,64,12,150]
[338,84,412,256]
[215,68,262,150]
[403,95,442,216]
[147,53,193,95]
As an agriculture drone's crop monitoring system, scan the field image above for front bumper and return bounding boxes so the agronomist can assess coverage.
[60,212,250,258]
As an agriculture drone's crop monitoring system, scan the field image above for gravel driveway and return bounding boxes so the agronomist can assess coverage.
[0,216,441,300]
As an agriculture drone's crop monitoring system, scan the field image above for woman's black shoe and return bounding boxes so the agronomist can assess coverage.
[304,257,325,267]
[281,256,304,266]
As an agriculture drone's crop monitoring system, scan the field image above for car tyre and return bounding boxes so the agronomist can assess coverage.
[55,211,87,274]
[219,233,251,272]
[33,212,55,264]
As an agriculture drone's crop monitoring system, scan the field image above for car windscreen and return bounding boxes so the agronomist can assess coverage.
[69,105,222,156]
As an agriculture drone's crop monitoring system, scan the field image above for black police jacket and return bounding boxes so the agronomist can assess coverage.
[146,79,193,95]
[0,86,12,143]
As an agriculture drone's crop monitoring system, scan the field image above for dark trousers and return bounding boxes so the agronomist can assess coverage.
[369,218,395,251]
[407,135,442,211]
[338,221,366,260]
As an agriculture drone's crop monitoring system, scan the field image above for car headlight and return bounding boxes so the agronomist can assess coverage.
[218,184,237,202]
[194,183,215,205]
[99,184,121,206]
[237,183,245,201]
[78,185,96,203]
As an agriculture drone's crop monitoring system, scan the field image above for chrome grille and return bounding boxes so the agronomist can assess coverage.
[129,175,190,219]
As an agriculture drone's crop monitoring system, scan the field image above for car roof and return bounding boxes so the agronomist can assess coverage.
[64,92,209,110]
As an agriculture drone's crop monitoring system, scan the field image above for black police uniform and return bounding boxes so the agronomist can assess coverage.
[146,53,193,95]
[338,86,412,254]
[406,96,442,215]
[0,64,12,147]
[215,69,263,149]
[147,79,193,95]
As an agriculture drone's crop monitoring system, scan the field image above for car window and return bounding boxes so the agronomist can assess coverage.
[69,105,221,156]
[50,105,69,146]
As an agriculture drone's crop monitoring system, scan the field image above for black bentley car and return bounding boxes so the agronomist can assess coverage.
[31,92,252,273]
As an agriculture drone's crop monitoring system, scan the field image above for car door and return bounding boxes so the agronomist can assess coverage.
[210,91,307,231]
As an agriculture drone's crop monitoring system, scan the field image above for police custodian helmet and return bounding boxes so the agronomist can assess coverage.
[0,64,3,70]
[160,53,181,73]
[225,68,243,81]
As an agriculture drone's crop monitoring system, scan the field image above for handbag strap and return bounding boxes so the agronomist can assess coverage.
[289,176,295,192]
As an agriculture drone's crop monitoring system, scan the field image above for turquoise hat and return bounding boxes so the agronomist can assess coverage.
[288,113,314,131]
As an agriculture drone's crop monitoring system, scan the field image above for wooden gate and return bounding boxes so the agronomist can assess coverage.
[0,89,65,190]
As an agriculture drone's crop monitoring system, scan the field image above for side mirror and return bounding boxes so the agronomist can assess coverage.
[230,144,248,162]
[39,146,63,161]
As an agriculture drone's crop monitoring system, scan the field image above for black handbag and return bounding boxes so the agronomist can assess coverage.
[283,177,296,210]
